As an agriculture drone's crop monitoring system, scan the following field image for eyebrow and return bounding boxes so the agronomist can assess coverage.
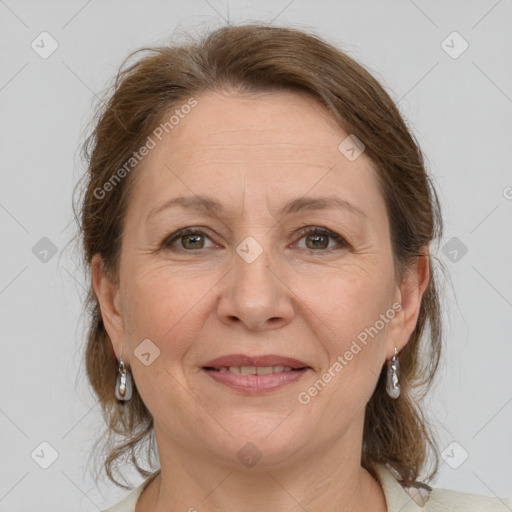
[147,194,367,221]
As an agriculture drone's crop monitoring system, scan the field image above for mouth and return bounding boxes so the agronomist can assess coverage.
[203,365,307,374]
[201,354,312,394]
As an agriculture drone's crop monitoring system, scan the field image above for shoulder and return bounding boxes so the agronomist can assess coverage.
[371,463,511,512]
[426,488,512,511]
[100,473,158,512]
[100,487,141,512]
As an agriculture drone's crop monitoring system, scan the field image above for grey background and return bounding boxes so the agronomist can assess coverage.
[1,1,511,510]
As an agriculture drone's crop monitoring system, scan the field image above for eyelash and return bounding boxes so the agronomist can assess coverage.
[161,226,349,253]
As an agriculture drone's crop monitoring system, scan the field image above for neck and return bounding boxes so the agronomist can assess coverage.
[136,420,387,512]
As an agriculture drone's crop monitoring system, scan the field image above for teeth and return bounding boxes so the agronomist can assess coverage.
[240,366,256,375]
[256,366,273,375]
[214,365,295,374]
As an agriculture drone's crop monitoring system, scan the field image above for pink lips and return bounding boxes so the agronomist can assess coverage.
[201,354,311,395]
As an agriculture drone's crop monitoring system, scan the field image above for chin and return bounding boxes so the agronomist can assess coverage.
[199,415,313,470]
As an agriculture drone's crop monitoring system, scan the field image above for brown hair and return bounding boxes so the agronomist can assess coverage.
[74,23,445,489]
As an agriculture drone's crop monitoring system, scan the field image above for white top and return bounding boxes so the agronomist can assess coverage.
[101,463,512,511]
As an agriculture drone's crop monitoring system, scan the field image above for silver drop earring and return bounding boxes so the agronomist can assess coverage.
[115,358,133,402]
[386,347,401,399]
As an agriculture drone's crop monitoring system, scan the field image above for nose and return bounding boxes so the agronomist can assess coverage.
[216,241,295,332]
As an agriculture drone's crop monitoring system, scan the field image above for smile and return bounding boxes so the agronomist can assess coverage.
[206,365,298,374]
[202,366,310,394]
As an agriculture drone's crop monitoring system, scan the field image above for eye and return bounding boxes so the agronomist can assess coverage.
[160,226,349,252]
[161,227,216,251]
[293,226,348,251]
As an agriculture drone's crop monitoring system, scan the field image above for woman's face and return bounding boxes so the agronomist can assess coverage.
[94,89,426,469]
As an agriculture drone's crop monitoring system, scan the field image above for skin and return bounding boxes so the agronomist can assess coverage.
[92,89,429,512]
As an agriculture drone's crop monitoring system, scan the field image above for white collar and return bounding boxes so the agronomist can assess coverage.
[372,463,432,510]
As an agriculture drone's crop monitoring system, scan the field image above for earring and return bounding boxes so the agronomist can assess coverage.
[115,358,133,402]
[386,347,401,399]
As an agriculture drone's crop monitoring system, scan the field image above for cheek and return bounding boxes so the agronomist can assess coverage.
[296,265,395,410]
[296,271,394,421]
[122,266,214,410]
[122,263,215,355]
[301,260,394,341]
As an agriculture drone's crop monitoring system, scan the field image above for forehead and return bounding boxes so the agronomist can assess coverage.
[167,90,344,155]
[126,89,385,222]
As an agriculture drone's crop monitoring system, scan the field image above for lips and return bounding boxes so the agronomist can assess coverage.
[201,354,312,394]
[202,354,311,370]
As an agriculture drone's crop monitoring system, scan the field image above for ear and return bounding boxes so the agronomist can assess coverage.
[387,247,430,359]
[91,254,127,362]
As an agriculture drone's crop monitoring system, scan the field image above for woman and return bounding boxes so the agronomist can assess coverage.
[76,23,511,511]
